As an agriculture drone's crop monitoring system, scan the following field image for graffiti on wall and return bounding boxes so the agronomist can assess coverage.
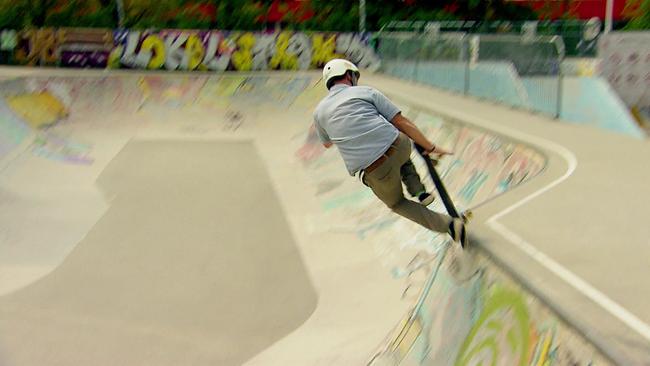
[598,32,650,133]
[0,99,31,159]
[0,79,96,165]
[31,132,94,165]
[110,30,379,71]
[0,74,318,165]
[455,285,531,366]
[0,65,608,363]
[0,29,18,64]
[2,28,112,67]
[14,28,63,66]
[599,32,650,110]
[59,28,113,68]
[370,252,605,366]
[295,100,601,365]
[293,106,545,243]
[0,28,380,72]
[412,111,546,210]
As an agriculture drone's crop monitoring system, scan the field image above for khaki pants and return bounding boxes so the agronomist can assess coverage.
[362,133,452,233]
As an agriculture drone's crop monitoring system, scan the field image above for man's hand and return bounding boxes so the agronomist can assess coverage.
[425,144,453,157]
[323,141,333,149]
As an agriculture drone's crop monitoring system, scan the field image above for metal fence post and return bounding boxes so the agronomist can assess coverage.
[605,0,614,34]
[116,0,125,28]
[464,37,470,95]
[414,36,420,83]
[555,36,566,119]
[359,0,366,33]
[466,35,479,96]
[556,66,563,119]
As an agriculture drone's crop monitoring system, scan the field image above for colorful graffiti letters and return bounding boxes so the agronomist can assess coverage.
[0,28,380,72]
[455,286,531,366]
[7,28,113,67]
[15,28,63,66]
[0,30,17,51]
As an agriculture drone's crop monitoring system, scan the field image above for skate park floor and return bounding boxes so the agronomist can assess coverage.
[0,67,649,365]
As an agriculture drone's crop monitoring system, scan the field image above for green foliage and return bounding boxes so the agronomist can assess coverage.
[215,0,265,31]
[0,0,117,28]
[44,0,117,27]
[624,0,650,30]
[123,0,175,29]
[301,0,357,32]
[0,0,542,31]
[120,0,264,30]
[302,0,462,32]
[0,0,26,28]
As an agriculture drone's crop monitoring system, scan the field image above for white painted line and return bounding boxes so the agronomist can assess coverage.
[489,220,650,342]
[384,77,650,343]
[430,105,650,343]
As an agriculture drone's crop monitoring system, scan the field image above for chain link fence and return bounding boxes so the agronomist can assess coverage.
[375,31,565,118]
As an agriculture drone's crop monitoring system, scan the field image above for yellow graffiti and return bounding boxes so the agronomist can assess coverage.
[6,92,68,129]
[269,31,298,70]
[185,34,205,70]
[107,45,123,69]
[137,77,152,100]
[141,35,165,69]
[391,317,422,357]
[311,34,342,68]
[534,331,553,366]
[231,33,255,71]
[15,29,65,66]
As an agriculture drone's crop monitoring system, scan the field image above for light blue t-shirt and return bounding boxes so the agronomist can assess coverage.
[313,84,401,175]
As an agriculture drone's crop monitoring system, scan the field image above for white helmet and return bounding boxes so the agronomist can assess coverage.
[323,59,360,89]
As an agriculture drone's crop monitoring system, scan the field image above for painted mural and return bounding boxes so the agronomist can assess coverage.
[0,74,317,167]
[598,32,650,133]
[0,28,380,72]
[295,95,611,365]
[0,78,88,166]
[368,251,609,366]
[0,72,610,365]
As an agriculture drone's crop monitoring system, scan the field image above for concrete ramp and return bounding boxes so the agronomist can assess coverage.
[0,140,317,365]
[0,70,644,365]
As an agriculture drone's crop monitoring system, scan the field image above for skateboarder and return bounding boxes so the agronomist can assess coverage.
[313,59,467,246]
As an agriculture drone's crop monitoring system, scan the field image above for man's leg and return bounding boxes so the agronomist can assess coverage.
[400,158,426,197]
[364,134,451,233]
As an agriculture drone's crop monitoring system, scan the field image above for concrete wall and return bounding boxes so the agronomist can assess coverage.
[296,92,612,365]
[381,60,645,139]
[0,71,614,365]
[0,29,380,71]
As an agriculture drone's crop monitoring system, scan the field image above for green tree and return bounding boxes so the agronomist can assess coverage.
[121,0,264,30]
[624,0,650,29]
[215,0,265,30]
[1,0,543,31]
[0,0,119,28]
[27,0,60,26]
[304,0,537,32]
[0,0,28,28]
[301,0,357,31]
[44,0,117,27]
[122,0,178,28]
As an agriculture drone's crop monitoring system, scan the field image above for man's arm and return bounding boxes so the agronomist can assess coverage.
[369,88,451,155]
[391,113,451,155]
[312,117,334,149]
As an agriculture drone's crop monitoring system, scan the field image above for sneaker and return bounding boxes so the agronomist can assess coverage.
[448,217,468,249]
[418,192,435,206]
